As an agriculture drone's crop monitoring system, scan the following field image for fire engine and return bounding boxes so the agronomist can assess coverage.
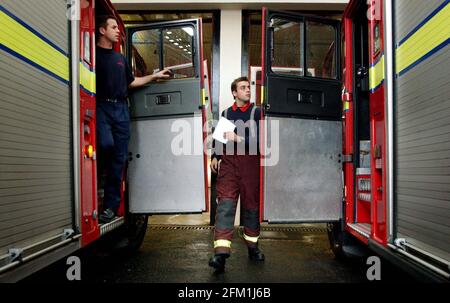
[257,0,449,282]
[0,0,211,282]
[0,0,448,282]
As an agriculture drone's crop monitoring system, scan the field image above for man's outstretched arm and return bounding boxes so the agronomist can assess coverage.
[129,68,172,88]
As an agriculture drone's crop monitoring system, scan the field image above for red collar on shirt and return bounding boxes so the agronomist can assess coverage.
[231,102,251,112]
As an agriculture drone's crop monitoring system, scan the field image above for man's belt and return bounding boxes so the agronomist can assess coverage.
[98,98,127,103]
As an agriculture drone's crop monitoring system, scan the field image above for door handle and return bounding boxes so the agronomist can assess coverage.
[297,92,313,104]
[156,95,171,105]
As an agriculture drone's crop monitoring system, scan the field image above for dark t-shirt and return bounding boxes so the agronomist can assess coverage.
[96,46,135,100]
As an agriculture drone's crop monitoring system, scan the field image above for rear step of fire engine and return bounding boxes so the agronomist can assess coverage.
[338,223,372,258]
[99,217,125,236]
[347,223,371,239]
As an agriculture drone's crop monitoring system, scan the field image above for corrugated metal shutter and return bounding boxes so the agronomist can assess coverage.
[394,0,450,262]
[0,0,69,54]
[394,0,444,43]
[0,0,73,254]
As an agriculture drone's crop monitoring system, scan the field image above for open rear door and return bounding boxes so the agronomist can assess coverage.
[126,19,209,214]
[261,8,343,222]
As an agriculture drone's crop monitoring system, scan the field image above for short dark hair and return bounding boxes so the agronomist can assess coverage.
[231,76,249,95]
[96,15,118,37]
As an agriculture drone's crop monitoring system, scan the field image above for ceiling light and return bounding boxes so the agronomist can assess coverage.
[182,27,194,36]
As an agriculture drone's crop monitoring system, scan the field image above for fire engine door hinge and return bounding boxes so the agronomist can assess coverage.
[62,229,75,240]
[374,144,382,159]
[8,248,23,263]
[374,144,383,169]
[342,154,353,163]
[394,238,407,250]
[342,91,353,102]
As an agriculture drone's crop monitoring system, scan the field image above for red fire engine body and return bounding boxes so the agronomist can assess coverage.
[0,0,211,281]
[258,0,449,282]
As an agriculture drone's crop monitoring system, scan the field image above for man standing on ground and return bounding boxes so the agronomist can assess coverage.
[209,76,264,272]
[96,15,171,223]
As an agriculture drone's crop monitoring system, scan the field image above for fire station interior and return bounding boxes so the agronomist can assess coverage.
[89,3,384,246]
[5,0,437,283]
[113,9,345,227]
[351,2,372,234]
[92,4,364,233]
[92,8,347,228]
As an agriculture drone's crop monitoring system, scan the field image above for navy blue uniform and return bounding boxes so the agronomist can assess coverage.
[96,46,135,214]
[212,103,261,161]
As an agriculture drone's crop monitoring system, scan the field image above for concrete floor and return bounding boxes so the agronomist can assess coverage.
[22,214,415,283]
[150,213,211,225]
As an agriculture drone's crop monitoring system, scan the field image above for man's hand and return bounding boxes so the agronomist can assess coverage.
[211,158,221,174]
[154,68,172,80]
[129,68,172,88]
[224,132,242,143]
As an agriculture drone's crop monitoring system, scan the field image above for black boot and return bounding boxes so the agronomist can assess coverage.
[248,247,265,261]
[99,208,116,224]
[208,254,228,272]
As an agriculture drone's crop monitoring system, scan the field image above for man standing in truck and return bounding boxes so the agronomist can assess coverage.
[96,15,171,223]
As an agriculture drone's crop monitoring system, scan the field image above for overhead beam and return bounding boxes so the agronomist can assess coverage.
[111,0,348,11]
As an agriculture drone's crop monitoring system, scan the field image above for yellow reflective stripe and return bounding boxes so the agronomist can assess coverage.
[260,86,265,104]
[369,55,384,92]
[396,3,450,75]
[214,240,231,248]
[343,101,350,112]
[80,62,96,94]
[202,88,206,105]
[0,9,69,82]
[243,233,259,243]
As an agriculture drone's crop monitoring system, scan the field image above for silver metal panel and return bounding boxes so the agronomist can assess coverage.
[0,218,73,249]
[396,221,450,264]
[397,183,450,196]
[394,3,450,262]
[398,218,449,242]
[0,241,79,283]
[397,131,450,149]
[0,0,69,53]
[398,212,449,234]
[0,2,73,256]
[263,117,342,222]
[394,0,445,44]
[128,114,206,213]
[397,141,450,158]
[397,107,450,132]
[384,0,394,244]
[71,14,81,238]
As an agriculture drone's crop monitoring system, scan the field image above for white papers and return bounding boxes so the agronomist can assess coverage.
[213,117,236,144]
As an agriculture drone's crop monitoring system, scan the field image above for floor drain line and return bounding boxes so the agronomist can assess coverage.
[149,225,326,233]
